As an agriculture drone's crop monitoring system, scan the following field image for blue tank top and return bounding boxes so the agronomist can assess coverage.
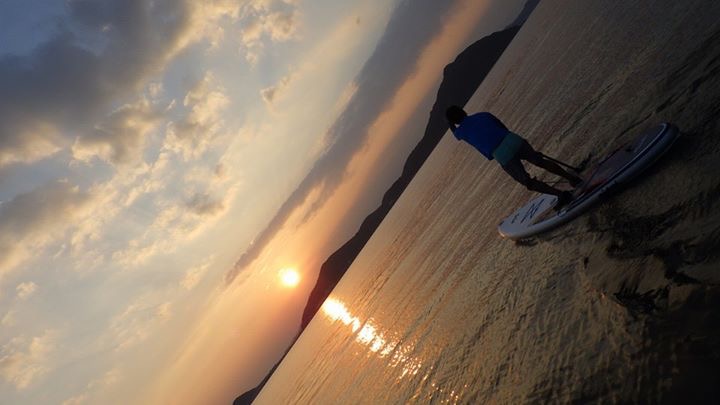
[451,112,509,160]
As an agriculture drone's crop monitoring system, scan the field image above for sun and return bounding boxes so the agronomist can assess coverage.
[279,268,301,288]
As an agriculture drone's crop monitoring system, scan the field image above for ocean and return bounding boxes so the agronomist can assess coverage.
[256,0,720,403]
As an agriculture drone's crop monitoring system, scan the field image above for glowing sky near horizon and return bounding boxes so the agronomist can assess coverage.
[0,0,526,403]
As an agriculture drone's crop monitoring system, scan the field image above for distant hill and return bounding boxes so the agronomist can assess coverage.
[233,23,521,404]
[507,0,540,28]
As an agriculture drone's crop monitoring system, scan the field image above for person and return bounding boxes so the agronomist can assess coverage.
[446,105,582,208]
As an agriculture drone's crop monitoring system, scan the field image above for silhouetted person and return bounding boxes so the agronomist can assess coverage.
[446,105,581,208]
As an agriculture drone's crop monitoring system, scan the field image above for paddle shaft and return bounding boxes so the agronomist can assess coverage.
[539,153,581,172]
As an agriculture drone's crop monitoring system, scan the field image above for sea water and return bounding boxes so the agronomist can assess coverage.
[257,0,720,403]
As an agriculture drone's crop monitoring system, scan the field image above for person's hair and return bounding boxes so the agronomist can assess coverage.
[445,105,467,125]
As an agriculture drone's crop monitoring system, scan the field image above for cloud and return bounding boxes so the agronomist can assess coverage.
[71,97,163,165]
[15,282,37,300]
[0,180,94,278]
[156,302,173,320]
[0,0,239,168]
[182,161,232,189]
[182,260,211,291]
[225,0,462,284]
[62,369,123,405]
[214,163,227,178]
[164,73,230,160]
[107,300,173,352]
[238,1,300,64]
[0,159,172,275]
[186,192,226,217]
[62,394,89,405]
[263,10,300,41]
[65,157,169,260]
[190,0,241,49]
[111,185,233,267]
[0,330,57,390]
[260,72,296,106]
[0,140,227,275]
[1,310,17,328]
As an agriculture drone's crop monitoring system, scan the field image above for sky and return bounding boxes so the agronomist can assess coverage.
[0,0,525,403]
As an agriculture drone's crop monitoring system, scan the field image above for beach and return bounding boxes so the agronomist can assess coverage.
[256,0,720,403]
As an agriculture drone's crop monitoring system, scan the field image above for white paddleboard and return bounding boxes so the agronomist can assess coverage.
[498,123,679,240]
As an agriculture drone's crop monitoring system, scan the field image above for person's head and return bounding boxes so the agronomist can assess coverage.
[445,105,467,125]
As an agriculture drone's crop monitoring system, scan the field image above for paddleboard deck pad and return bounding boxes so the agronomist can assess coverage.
[498,123,679,240]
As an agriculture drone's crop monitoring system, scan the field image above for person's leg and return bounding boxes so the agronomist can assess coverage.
[501,158,565,196]
[517,141,582,186]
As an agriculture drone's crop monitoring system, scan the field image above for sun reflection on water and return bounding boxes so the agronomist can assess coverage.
[321,297,464,403]
[321,297,422,379]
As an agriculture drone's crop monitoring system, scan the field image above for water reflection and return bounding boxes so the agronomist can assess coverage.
[322,297,422,379]
[321,297,464,403]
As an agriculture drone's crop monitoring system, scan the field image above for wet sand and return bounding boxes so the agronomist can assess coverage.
[257,1,720,403]
[460,0,720,400]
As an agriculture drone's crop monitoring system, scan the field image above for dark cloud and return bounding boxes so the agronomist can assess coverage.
[225,0,462,284]
[0,180,93,275]
[0,0,193,166]
[186,192,225,217]
[72,98,163,164]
